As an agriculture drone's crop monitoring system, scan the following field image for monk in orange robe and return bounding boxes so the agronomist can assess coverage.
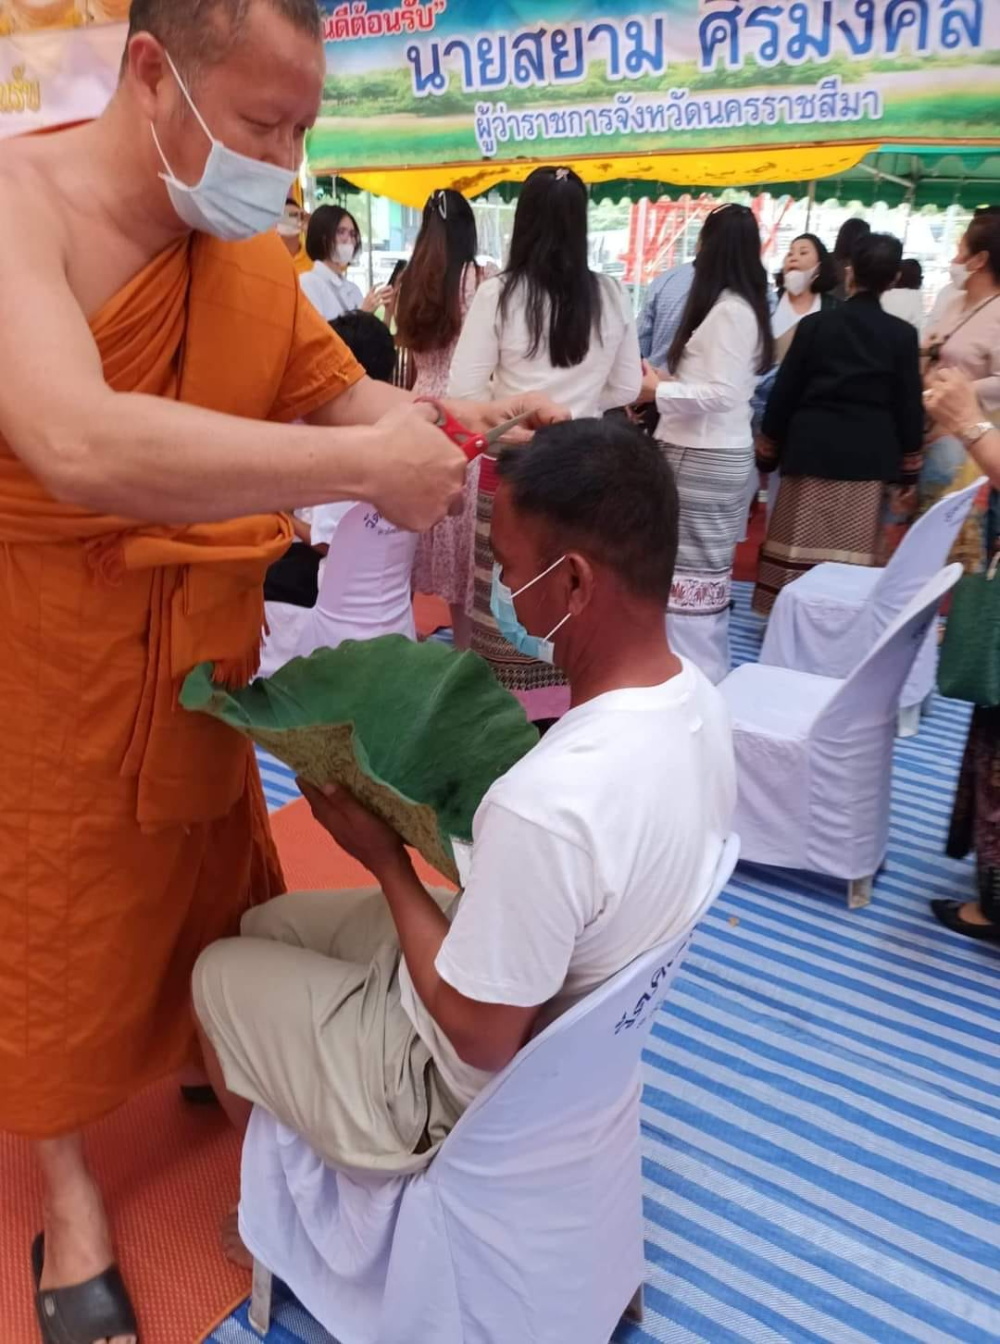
[0,3,561,1339]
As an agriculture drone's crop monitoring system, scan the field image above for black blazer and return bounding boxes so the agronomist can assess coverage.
[761,292,924,484]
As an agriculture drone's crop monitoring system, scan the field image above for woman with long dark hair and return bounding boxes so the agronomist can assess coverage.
[450,166,641,717]
[299,204,391,322]
[396,189,497,647]
[638,203,773,683]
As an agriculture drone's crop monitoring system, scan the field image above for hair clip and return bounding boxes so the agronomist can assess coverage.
[436,190,448,220]
[555,167,570,181]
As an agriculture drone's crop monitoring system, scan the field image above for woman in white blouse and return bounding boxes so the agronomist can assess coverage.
[449,166,642,720]
[299,205,391,322]
[638,203,774,683]
[449,168,641,419]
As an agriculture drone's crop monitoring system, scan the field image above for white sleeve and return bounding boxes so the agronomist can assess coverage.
[655,299,758,415]
[298,269,330,320]
[435,801,596,1007]
[448,283,501,402]
[598,285,643,411]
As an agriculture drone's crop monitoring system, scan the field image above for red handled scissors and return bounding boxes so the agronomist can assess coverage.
[417,399,532,462]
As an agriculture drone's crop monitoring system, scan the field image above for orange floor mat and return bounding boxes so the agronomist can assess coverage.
[1,799,452,1344]
[0,1081,247,1344]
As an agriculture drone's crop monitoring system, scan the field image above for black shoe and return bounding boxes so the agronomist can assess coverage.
[32,1233,139,1344]
[930,899,1000,943]
[179,1082,219,1106]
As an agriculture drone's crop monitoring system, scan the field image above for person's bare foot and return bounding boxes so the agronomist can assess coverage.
[956,900,994,926]
[222,1207,253,1271]
[40,1160,136,1344]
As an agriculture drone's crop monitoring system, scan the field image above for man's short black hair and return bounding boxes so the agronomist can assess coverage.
[127,0,322,77]
[852,232,903,296]
[496,418,679,605]
[330,311,396,384]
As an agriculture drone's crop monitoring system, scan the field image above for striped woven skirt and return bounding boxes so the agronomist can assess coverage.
[470,456,570,719]
[752,475,884,617]
[663,441,754,684]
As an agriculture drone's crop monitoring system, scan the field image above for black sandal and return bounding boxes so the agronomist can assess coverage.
[179,1082,219,1107]
[930,899,1000,943]
[32,1233,138,1344]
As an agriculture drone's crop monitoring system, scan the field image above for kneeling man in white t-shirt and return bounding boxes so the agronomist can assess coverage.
[193,417,736,1182]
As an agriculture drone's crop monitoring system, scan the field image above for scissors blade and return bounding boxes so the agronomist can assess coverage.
[485,411,533,446]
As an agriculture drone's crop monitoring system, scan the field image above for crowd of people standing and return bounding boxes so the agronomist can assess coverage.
[286,182,1000,943]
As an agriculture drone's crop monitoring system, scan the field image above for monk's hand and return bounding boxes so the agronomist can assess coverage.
[923,367,983,437]
[298,779,406,879]
[368,400,467,530]
[440,392,572,446]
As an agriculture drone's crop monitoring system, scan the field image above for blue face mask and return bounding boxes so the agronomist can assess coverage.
[490,557,570,665]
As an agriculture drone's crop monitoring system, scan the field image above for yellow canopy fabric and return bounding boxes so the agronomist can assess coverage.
[326,143,880,209]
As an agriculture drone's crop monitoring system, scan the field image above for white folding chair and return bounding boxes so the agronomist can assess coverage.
[722,565,961,909]
[243,836,740,1344]
[759,478,984,736]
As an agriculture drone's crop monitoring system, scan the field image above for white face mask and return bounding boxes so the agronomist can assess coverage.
[950,262,971,292]
[784,266,817,298]
[151,50,298,242]
[489,557,570,665]
[276,209,301,239]
[334,241,357,266]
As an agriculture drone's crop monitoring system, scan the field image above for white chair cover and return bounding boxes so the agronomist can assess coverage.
[298,503,418,658]
[760,479,983,712]
[239,837,740,1344]
[258,602,313,681]
[722,565,962,885]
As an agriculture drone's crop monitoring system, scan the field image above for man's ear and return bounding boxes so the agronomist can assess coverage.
[564,552,594,616]
[126,33,171,117]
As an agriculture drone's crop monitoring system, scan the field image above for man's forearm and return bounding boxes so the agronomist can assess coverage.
[44,387,377,525]
[377,850,452,1014]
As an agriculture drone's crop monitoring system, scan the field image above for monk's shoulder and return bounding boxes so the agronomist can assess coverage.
[0,140,66,263]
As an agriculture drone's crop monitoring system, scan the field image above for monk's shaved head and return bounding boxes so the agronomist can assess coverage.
[127,0,322,76]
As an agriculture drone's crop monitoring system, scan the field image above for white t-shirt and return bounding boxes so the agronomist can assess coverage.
[299,263,364,322]
[398,660,736,1106]
[654,290,762,451]
[448,272,642,419]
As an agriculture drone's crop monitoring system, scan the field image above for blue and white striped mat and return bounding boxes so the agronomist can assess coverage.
[221,585,1000,1344]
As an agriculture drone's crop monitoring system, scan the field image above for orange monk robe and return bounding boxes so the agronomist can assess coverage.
[0,233,364,1137]
[293,242,312,276]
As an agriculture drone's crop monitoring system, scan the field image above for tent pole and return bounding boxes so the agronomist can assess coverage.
[634,195,649,316]
[805,179,816,233]
[366,189,374,291]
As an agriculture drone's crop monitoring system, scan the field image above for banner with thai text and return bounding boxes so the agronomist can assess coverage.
[0,20,125,138]
[0,2,130,36]
[309,0,1000,171]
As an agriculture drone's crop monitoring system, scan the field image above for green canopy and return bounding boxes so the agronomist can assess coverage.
[181,637,539,884]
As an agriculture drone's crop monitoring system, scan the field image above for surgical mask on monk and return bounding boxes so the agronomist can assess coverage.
[490,557,570,665]
[784,267,817,298]
[151,50,298,242]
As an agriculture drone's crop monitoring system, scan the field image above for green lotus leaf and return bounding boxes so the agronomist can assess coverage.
[181,636,539,883]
